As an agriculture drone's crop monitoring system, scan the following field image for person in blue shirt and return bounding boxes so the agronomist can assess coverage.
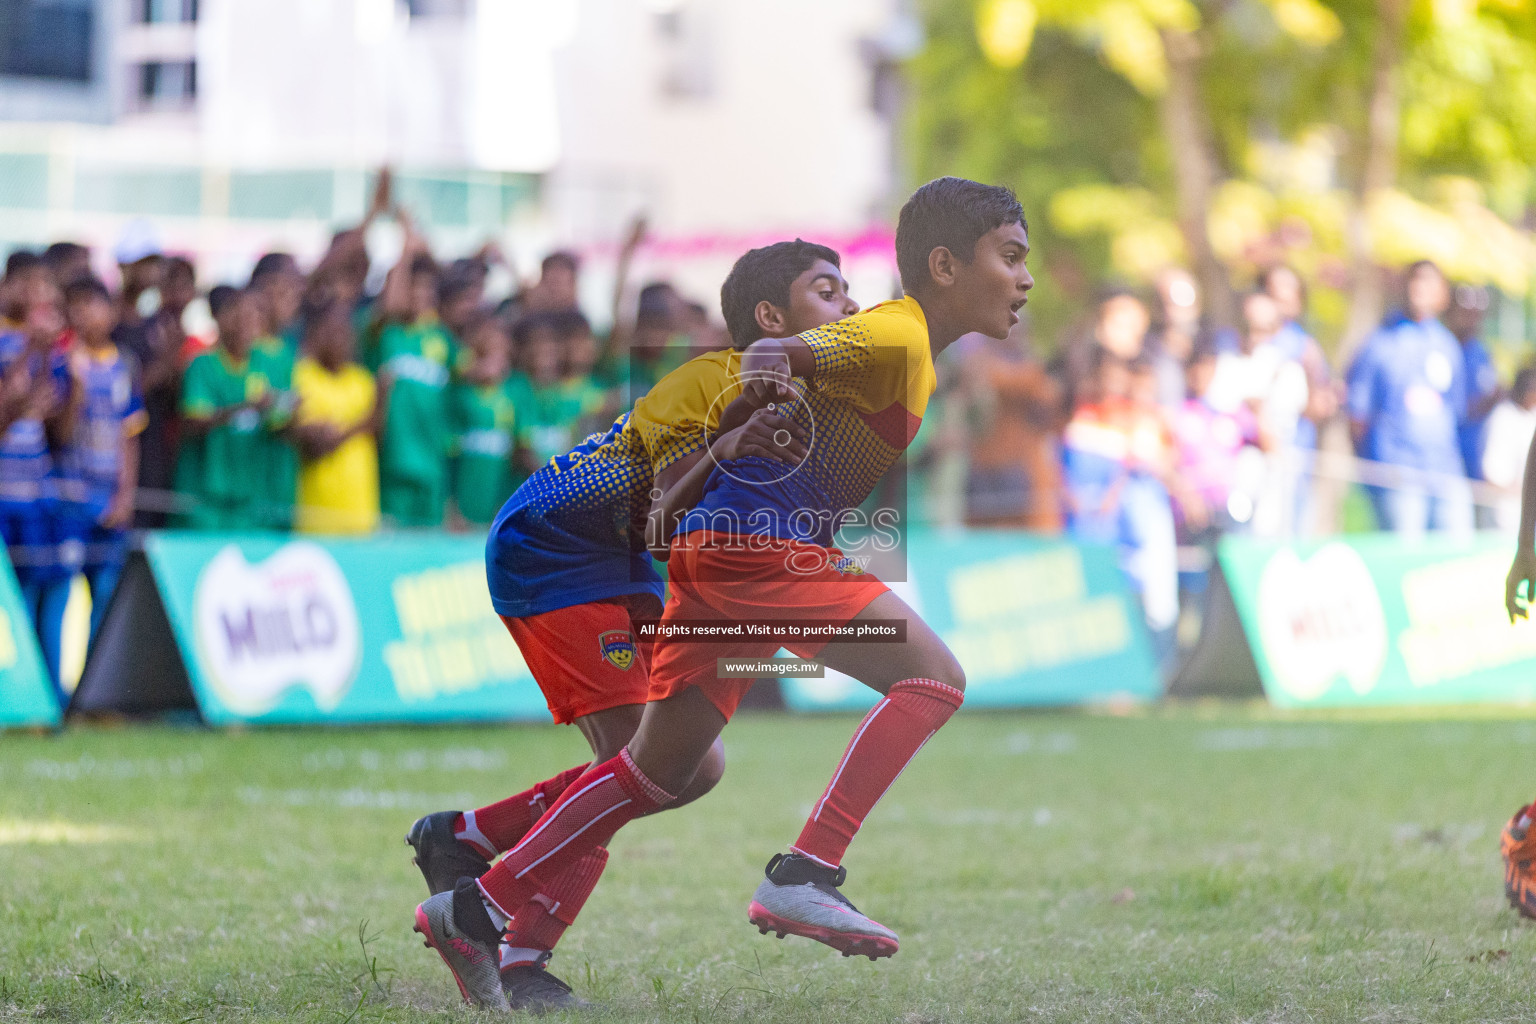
[57,278,146,654]
[1446,284,1501,496]
[0,273,76,696]
[1346,260,1472,538]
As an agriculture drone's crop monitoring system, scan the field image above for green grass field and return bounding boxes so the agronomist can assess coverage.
[4,708,1536,1023]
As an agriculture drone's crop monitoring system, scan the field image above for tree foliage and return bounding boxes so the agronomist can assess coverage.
[905,0,1536,349]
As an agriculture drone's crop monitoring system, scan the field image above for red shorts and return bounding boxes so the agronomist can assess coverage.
[648,532,889,720]
[501,592,661,724]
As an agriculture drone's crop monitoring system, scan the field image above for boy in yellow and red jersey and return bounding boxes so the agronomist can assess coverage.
[414,179,1034,995]
[405,240,854,1012]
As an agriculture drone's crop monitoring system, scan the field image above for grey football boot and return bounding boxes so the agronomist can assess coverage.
[412,879,508,1009]
[747,852,898,959]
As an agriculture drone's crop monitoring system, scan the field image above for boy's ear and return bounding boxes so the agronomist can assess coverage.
[754,300,786,337]
[927,246,958,289]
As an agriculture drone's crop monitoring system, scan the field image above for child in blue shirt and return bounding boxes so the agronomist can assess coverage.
[58,278,145,648]
[0,274,75,695]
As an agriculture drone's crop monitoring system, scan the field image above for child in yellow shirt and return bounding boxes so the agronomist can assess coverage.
[291,301,381,534]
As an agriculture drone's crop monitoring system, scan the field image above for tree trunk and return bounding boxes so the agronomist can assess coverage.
[1158,27,1236,329]
[1341,0,1409,356]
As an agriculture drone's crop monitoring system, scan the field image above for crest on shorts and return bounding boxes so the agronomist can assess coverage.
[830,555,866,576]
[598,629,637,671]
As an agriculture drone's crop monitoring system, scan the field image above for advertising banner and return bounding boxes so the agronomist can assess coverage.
[780,531,1160,712]
[1219,534,1536,708]
[0,550,60,729]
[76,532,545,725]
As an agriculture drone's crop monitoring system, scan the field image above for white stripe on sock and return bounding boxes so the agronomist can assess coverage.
[812,698,889,823]
[508,773,615,855]
[515,798,632,880]
[458,810,496,856]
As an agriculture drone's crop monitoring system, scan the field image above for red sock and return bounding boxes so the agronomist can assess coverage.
[454,762,592,857]
[503,847,609,958]
[794,679,963,867]
[477,749,672,919]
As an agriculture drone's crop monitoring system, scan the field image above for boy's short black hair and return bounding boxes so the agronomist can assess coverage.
[410,253,439,280]
[208,284,242,319]
[512,311,558,348]
[250,251,298,286]
[5,250,40,278]
[439,264,481,305]
[64,276,111,305]
[636,282,675,330]
[895,177,1025,293]
[164,255,195,280]
[549,308,592,340]
[42,241,88,271]
[542,250,579,275]
[719,239,841,349]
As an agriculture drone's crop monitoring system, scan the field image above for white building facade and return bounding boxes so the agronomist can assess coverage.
[0,0,913,306]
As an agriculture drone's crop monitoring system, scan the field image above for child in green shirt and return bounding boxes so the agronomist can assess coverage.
[175,288,285,530]
[510,313,593,480]
[376,247,455,529]
[447,312,519,528]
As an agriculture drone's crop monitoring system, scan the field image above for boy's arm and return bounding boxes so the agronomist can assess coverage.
[375,208,427,325]
[645,403,807,559]
[102,430,141,529]
[603,215,647,362]
[738,336,813,406]
[1504,425,1536,622]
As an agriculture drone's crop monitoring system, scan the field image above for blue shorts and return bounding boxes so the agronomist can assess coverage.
[0,505,65,585]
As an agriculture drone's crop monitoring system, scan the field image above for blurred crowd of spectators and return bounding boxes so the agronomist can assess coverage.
[0,173,723,695]
[2,168,1531,688]
[919,259,1531,659]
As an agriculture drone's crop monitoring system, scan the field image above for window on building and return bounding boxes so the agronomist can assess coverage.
[0,0,94,82]
[405,0,468,18]
[136,60,196,109]
[133,0,197,23]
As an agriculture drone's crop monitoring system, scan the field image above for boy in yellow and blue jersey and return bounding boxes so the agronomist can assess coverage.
[433,180,1033,995]
[405,240,856,1011]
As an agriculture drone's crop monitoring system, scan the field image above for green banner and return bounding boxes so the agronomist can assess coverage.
[1219,534,1536,707]
[142,532,546,725]
[781,531,1160,712]
[0,549,60,729]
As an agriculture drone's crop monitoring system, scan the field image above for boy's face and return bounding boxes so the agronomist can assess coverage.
[522,328,561,380]
[768,260,859,338]
[470,324,511,381]
[218,296,260,356]
[162,265,197,311]
[410,272,439,320]
[1407,265,1449,322]
[946,222,1033,340]
[564,328,597,373]
[67,293,115,340]
[1186,355,1216,399]
[261,271,304,331]
[312,311,355,364]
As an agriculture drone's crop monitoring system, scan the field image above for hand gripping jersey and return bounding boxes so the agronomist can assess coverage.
[672,298,936,547]
[486,350,745,619]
